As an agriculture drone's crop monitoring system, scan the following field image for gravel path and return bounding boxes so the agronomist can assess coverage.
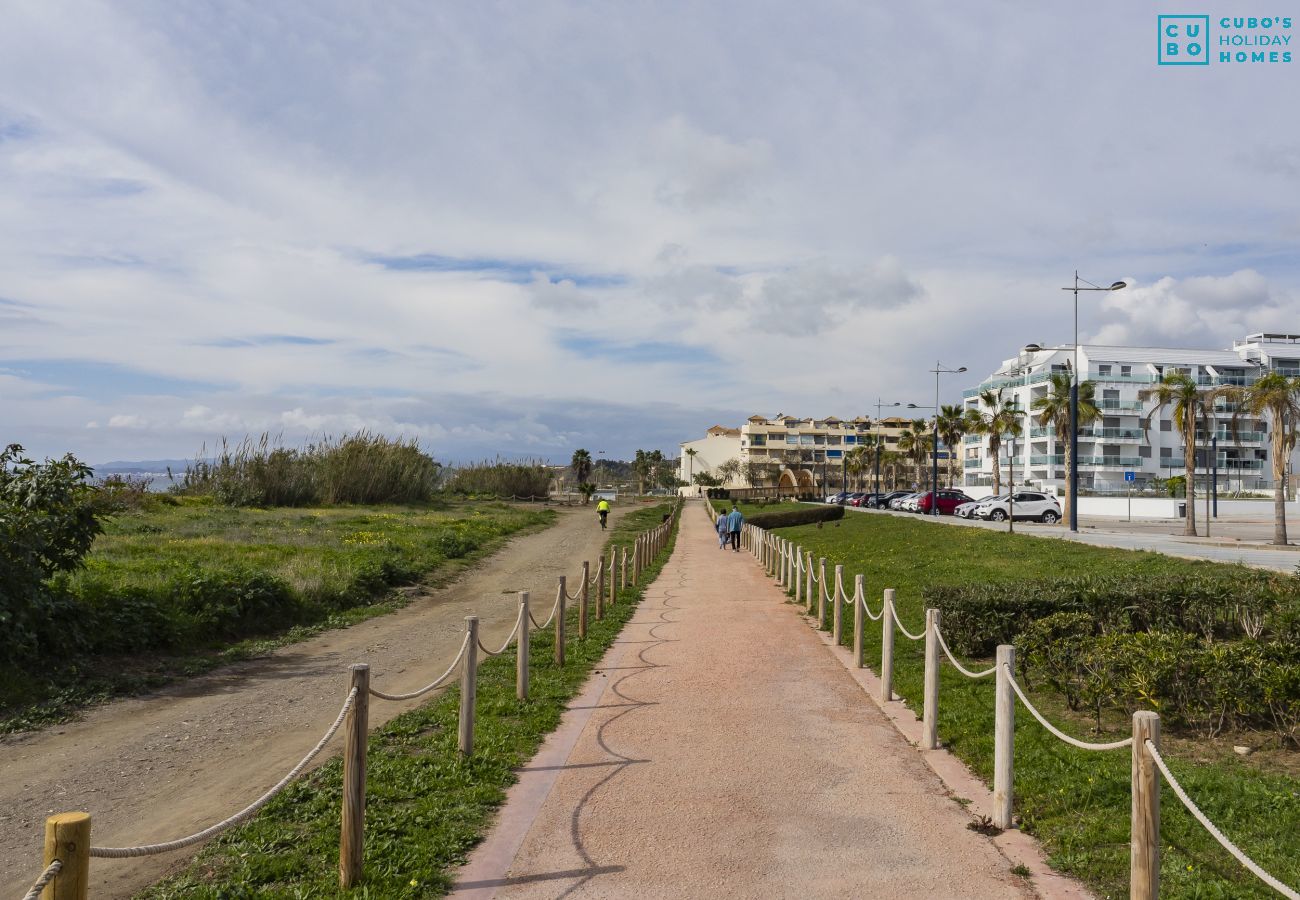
[0,503,624,900]
[452,504,1034,899]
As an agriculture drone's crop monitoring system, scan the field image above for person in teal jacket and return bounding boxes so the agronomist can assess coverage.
[726,505,743,551]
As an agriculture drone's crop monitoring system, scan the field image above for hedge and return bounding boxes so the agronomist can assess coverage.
[748,504,845,529]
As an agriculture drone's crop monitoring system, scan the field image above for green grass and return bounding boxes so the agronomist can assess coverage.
[1,499,554,732]
[138,503,678,898]
[770,511,1300,899]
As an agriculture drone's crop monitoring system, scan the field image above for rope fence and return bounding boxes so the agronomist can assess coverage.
[743,521,1300,900]
[23,503,682,898]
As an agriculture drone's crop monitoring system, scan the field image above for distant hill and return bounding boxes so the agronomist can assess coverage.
[94,459,199,475]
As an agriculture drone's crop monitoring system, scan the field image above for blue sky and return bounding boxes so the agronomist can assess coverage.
[2,1,1298,465]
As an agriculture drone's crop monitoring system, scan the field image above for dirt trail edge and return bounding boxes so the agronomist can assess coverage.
[0,503,625,900]
[451,504,1037,900]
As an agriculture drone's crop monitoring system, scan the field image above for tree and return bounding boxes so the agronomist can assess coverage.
[1033,373,1099,526]
[967,388,1023,496]
[1,444,102,662]
[844,445,868,490]
[897,419,933,489]
[631,449,672,493]
[738,460,761,488]
[716,457,741,486]
[692,471,722,487]
[1210,372,1300,544]
[570,449,593,502]
[936,404,968,488]
[684,447,698,483]
[1141,373,1210,537]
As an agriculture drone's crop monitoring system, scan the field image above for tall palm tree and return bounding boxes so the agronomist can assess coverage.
[1032,373,1100,526]
[936,404,968,488]
[684,447,698,483]
[897,419,932,489]
[1210,372,1300,545]
[967,388,1023,496]
[570,448,593,502]
[1140,374,1209,537]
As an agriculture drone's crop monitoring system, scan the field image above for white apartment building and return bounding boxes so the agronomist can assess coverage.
[961,334,1300,494]
[678,426,743,486]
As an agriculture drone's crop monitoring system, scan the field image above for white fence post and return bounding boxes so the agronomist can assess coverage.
[993,644,1015,829]
[794,547,803,605]
[459,617,479,755]
[922,609,940,750]
[804,552,813,612]
[516,592,529,701]
[880,589,896,704]
[1131,711,1161,900]
[852,575,865,668]
[817,558,828,629]
[832,564,844,644]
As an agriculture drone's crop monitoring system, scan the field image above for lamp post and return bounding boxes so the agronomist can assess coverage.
[1060,273,1127,531]
[873,398,901,500]
[929,364,966,513]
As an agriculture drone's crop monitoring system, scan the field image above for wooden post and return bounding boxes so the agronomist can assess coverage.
[922,609,940,750]
[993,644,1015,829]
[793,547,802,605]
[632,537,640,585]
[880,589,896,704]
[555,579,566,667]
[517,592,530,701]
[42,812,90,900]
[817,558,827,629]
[340,663,369,888]
[1131,711,1161,900]
[852,574,865,668]
[805,552,813,612]
[459,617,479,755]
[609,551,616,608]
[832,564,844,644]
[579,561,589,639]
[595,555,605,621]
[620,547,627,590]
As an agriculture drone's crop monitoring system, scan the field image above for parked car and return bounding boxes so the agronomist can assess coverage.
[902,493,924,512]
[873,490,911,509]
[890,492,919,510]
[954,495,995,518]
[974,491,1061,523]
[826,492,848,504]
[843,491,867,506]
[915,489,975,515]
[853,492,885,507]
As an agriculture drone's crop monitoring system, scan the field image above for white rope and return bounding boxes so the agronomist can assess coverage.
[530,590,562,630]
[1145,740,1300,899]
[858,592,883,622]
[370,633,471,701]
[1003,665,1133,751]
[934,627,995,678]
[889,599,925,641]
[22,859,62,900]
[477,616,522,657]
[90,688,358,858]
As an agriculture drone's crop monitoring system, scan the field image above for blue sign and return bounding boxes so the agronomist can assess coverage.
[1159,15,1210,65]
[1125,471,1136,482]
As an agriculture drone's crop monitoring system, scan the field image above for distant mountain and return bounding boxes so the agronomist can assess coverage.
[94,458,201,475]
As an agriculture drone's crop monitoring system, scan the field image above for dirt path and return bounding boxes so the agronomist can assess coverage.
[0,503,626,900]
[451,504,1034,899]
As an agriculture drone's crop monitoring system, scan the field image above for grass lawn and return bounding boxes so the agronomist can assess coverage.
[138,503,678,898]
[1,499,554,732]
[767,510,1300,900]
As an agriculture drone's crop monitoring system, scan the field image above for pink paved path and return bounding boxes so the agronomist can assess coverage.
[452,504,1036,899]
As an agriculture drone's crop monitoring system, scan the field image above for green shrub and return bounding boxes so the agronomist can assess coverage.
[748,504,845,529]
[441,459,551,498]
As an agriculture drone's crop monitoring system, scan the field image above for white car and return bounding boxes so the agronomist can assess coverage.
[954,495,995,518]
[974,491,1061,523]
[902,493,923,512]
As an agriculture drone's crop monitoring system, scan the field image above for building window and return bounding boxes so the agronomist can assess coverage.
[1139,446,1151,458]
[1160,447,1172,458]
[1160,420,1171,432]
[1098,365,1112,375]
[1121,365,1132,376]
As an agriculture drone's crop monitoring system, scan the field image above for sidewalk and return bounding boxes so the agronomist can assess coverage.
[451,504,1036,899]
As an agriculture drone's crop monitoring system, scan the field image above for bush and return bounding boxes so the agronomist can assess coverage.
[748,504,844,529]
[442,460,550,498]
[0,445,102,663]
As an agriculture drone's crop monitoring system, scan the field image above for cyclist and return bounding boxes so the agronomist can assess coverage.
[596,497,610,529]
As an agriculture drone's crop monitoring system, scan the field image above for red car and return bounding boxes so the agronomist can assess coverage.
[915,489,975,515]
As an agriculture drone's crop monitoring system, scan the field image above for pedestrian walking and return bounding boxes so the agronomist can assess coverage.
[726,504,743,551]
[716,509,729,549]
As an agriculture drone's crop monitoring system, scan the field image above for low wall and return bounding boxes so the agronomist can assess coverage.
[1077,496,1295,519]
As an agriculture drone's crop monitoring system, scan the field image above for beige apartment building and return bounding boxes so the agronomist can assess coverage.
[680,414,920,493]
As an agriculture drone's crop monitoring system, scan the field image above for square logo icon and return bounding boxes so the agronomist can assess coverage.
[1159,15,1211,65]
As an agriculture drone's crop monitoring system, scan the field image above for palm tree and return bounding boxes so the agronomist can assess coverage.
[1033,373,1099,526]
[684,447,698,484]
[967,388,1023,496]
[1140,374,1211,537]
[936,404,968,488]
[897,419,932,489]
[570,448,593,502]
[1209,372,1300,545]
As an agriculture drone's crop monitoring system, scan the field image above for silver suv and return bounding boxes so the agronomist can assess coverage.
[973,491,1061,524]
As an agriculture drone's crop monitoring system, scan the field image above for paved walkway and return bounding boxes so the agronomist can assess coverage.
[452,504,1035,899]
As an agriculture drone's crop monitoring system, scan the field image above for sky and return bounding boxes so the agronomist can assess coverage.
[2,1,1299,466]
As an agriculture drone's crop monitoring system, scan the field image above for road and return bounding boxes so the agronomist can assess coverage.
[0,503,625,900]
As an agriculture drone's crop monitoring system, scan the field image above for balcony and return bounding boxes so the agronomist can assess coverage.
[1197,375,1258,387]
[964,434,982,444]
[964,458,984,468]
[1079,427,1144,440]
[1196,431,1266,445]
[1098,400,1143,411]
[962,370,1054,399]
[1029,455,1142,468]
[1091,373,1157,384]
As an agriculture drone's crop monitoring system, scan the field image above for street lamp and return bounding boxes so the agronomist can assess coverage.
[1060,273,1127,531]
[908,401,940,515]
[919,362,967,517]
[873,399,902,499]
